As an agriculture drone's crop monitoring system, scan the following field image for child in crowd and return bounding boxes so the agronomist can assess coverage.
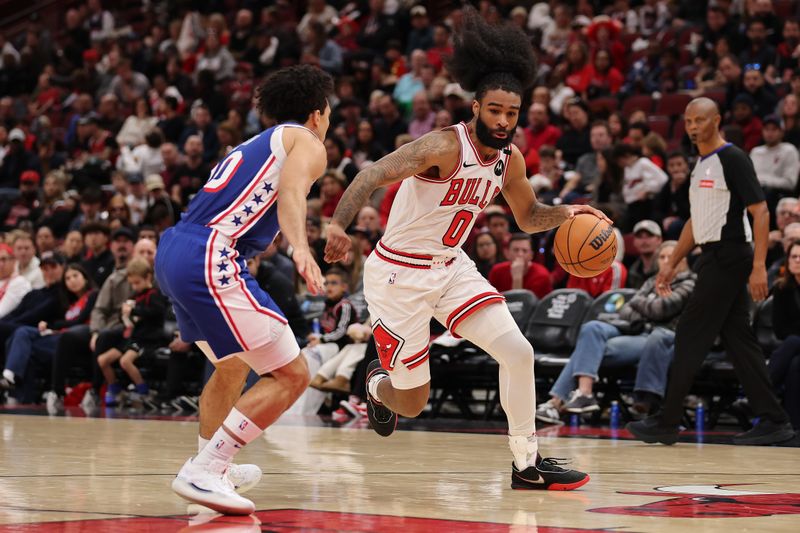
[97,257,167,406]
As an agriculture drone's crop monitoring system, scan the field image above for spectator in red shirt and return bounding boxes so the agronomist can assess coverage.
[524,102,561,153]
[587,49,624,99]
[732,93,764,152]
[320,169,347,220]
[563,41,593,95]
[567,260,628,297]
[489,233,553,298]
[426,24,453,72]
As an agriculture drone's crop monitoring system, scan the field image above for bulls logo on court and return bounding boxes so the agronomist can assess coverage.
[372,319,404,370]
[589,485,800,518]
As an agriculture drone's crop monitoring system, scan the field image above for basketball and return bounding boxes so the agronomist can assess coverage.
[553,214,617,278]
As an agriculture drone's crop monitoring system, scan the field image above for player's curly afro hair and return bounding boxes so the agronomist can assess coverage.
[256,65,334,124]
[446,6,537,101]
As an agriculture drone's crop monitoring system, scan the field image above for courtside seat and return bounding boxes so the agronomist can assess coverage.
[753,296,780,357]
[583,288,637,323]
[527,289,592,372]
[502,289,539,330]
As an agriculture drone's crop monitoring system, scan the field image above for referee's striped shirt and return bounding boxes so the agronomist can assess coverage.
[688,143,765,245]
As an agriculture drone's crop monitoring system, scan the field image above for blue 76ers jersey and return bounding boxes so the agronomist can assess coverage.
[180,123,310,259]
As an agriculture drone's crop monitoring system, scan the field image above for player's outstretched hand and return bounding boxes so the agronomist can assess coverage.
[566,204,613,225]
[294,248,324,295]
[324,223,350,264]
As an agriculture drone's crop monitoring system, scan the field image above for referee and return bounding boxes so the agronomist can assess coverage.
[627,97,795,445]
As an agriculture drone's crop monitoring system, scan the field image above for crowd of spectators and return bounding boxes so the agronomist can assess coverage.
[0,0,799,426]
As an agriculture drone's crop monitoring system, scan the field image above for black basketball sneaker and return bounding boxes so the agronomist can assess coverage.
[511,455,590,490]
[365,359,397,437]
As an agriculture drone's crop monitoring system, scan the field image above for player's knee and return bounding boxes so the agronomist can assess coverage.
[280,353,310,397]
[395,388,429,417]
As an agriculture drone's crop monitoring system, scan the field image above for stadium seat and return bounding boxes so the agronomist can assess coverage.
[672,117,685,140]
[753,296,781,356]
[583,288,638,323]
[655,93,692,116]
[647,115,671,139]
[703,90,726,109]
[589,97,619,115]
[621,95,654,119]
[502,289,539,330]
[300,294,326,321]
[526,289,592,368]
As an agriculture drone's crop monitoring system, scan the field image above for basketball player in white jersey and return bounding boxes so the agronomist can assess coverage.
[325,8,607,490]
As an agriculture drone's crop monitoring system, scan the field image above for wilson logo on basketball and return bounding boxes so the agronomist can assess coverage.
[589,226,614,251]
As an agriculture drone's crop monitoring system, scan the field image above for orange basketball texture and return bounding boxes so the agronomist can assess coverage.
[554,214,617,278]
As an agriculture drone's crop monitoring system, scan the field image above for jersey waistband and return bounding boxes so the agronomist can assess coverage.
[173,222,234,244]
[374,240,456,270]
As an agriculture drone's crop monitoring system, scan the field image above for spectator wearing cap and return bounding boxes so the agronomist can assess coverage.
[80,222,114,286]
[0,243,32,320]
[0,250,66,375]
[556,98,592,167]
[179,104,219,164]
[525,102,562,153]
[732,93,764,152]
[1,170,43,231]
[442,83,473,124]
[750,115,800,201]
[626,220,664,289]
[143,173,180,229]
[741,64,778,119]
[407,5,434,55]
[68,188,104,232]
[0,128,40,190]
[172,135,210,206]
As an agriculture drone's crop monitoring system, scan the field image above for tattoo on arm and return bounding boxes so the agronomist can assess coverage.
[330,132,453,228]
[528,202,570,233]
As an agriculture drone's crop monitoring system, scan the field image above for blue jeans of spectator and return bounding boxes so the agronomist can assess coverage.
[634,327,675,398]
[549,320,647,401]
[5,326,60,380]
[768,335,800,429]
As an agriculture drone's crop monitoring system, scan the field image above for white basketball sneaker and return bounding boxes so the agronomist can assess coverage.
[172,458,255,515]
[226,463,262,493]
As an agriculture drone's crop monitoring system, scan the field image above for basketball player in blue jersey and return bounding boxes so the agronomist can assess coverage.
[326,8,607,490]
[155,65,333,514]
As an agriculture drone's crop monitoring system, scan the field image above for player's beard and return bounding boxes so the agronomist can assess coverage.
[475,116,512,150]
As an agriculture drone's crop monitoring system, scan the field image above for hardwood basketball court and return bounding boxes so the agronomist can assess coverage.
[0,411,798,532]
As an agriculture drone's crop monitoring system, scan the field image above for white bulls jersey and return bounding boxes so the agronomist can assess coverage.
[381,122,511,257]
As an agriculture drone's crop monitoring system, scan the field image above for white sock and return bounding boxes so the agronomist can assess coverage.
[367,373,388,403]
[2,369,14,383]
[509,435,539,470]
[198,436,209,454]
[194,409,263,468]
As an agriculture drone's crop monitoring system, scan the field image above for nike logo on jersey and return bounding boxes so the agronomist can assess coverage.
[463,162,477,168]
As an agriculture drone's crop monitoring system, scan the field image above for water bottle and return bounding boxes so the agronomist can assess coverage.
[610,401,620,429]
[695,401,705,432]
[570,414,580,428]
[312,318,321,335]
